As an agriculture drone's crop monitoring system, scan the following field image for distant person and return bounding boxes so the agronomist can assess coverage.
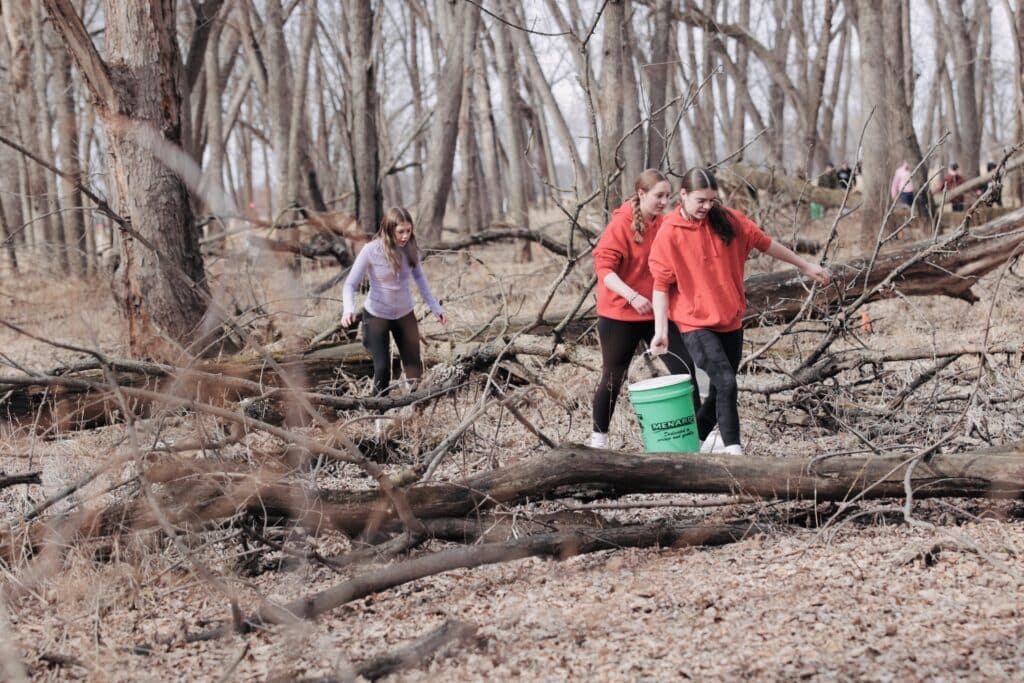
[982,161,1003,207]
[890,161,915,207]
[836,162,853,189]
[589,169,698,450]
[942,162,966,211]
[819,161,839,189]
[648,167,831,456]
[342,207,447,396]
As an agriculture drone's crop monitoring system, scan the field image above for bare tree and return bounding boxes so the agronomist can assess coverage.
[941,0,981,174]
[348,0,382,236]
[415,1,481,244]
[492,0,530,257]
[43,0,210,358]
[53,23,88,275]
[854,0,892,249]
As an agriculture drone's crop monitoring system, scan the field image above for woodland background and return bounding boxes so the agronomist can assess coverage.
[1,0,1024,681]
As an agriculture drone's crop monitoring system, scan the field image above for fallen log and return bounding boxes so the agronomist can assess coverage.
[744,206,1024,325]
[252,519,758,626]
[10,444,1020,562]
[727,161,855,208]
[0,343,376,429]
[0,471,41,490]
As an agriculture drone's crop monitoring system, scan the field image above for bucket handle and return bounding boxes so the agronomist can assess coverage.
[641,345,694,379]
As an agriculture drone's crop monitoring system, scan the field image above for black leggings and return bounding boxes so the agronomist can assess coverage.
[682,328,744,446]
[361,311,423,395]
[592,317,699,433]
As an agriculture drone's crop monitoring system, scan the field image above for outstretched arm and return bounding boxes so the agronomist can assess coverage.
[763,240,831,286]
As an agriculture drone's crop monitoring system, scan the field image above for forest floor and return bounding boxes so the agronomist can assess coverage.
[2,202,1024,681]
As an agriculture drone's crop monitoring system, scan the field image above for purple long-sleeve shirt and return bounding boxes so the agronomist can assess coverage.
[342,240,444,320]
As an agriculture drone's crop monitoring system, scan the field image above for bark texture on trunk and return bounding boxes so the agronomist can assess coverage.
[348,0,382,237]
[43,0,210,359]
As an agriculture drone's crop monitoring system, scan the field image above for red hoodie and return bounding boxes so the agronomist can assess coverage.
[649,207,772,333]
[593,202,665,321]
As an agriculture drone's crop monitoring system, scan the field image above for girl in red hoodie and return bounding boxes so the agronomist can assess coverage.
[590,169,698,449]
[650,167,830,455]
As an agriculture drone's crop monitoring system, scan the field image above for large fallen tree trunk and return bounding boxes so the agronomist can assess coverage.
[745,206,1024,325]
[7,444,1021,565]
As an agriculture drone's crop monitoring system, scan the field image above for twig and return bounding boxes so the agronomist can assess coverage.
[354,619,478,681]
[0,472,41,490]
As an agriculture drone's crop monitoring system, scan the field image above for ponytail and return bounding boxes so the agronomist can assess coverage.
[681,167,735,245]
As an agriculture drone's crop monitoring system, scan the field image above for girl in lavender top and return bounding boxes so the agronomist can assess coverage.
[342,207,447,394]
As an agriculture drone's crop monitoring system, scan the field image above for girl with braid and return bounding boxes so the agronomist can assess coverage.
[342,207,447,395]
[589,169,698,449]
[649,168,830,455]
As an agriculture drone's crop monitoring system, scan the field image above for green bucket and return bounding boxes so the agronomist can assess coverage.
[627,374,699,453]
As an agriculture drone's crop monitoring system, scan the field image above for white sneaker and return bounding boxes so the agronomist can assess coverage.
[700,429,725,453]
[723,444,744,456]
[588,432,609,449]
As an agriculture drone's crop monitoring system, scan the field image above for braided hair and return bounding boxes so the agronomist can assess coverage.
[680,167,735,245]
[629,169,669,243]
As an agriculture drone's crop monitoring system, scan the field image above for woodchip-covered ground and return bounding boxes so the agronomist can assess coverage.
[2,206,1023,681]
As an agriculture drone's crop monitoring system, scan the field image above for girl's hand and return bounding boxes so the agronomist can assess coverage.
[649,333,669,355]
[341,312,356,328]
[804,263,832,286]
[437,312,448,325]
[630,293,652,315]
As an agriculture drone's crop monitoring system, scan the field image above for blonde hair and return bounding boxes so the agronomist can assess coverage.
[629,169,669,243]
[377,207,419,273]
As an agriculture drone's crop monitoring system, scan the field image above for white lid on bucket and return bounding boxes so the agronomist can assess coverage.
[627,374,692,392]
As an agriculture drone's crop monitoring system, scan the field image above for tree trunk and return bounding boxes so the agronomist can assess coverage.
[646,0,673,167]
[31,1,65,268]
[264,0,292,213]
[1015,1,1024,205]
[507,10,588,189]
[414,2,480,244]
[942,0,981,175]
[768,0,789,167]
[53,26,87,276]
[348,0,381,237]
[473,52,502,225]
[883,0,932,222]
[456,34,483,235]
[492,0,531,259]
[43,0,210,359]
[855,0,892,250]
[620,0,644,194]
[599,0,626,205]
[202,15,225,203]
